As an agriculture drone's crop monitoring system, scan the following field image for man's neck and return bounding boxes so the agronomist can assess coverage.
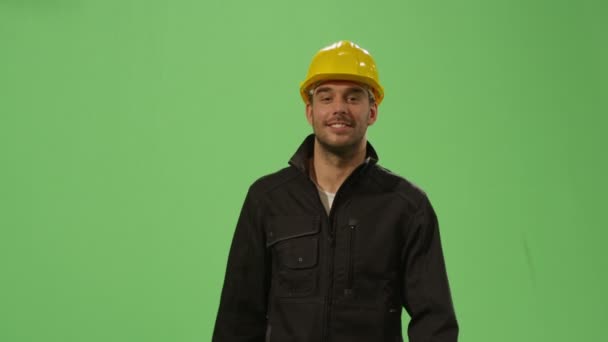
[310,139,367,194]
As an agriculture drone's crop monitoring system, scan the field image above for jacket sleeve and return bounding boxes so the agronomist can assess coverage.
[402,195,459,341]
[212,188,270,341]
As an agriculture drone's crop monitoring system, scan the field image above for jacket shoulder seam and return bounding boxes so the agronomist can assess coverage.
[370,165,428,210]
[249,166,300,197]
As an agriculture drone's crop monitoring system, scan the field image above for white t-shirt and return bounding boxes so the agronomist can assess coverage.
[317,187,336,214]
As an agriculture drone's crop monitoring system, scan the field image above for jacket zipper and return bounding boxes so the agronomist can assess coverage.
[345,222,357,294]
[305,179,333,342]
[305,162,368,342]
[323,211,338,342]
[321,176,358,341]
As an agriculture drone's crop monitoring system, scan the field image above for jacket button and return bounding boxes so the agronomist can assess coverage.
[298,257,303,263]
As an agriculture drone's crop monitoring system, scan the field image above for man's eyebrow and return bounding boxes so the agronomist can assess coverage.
[345,87,366,94]
[314,87,333,95]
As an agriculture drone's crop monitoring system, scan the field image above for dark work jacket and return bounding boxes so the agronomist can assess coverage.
[213,135,458,342]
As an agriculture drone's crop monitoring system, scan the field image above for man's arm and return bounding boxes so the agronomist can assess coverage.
[402,195,459,341]
[213,188,269,341]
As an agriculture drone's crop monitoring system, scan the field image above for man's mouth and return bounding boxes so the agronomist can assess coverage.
[327,121,352,128]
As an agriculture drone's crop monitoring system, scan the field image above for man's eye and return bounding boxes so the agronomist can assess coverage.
[347,96,360,102]
[321,97,331,102]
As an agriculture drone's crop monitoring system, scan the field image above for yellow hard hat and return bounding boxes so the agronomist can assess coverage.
[300,40,384,105]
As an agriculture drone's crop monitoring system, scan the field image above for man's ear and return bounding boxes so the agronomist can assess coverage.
[305,103,313,125]
[367,103,378,126]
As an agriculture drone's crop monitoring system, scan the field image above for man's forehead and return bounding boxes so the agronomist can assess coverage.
[313,80,367,93]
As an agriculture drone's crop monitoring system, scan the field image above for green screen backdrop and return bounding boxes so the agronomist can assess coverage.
[1,0,606,341]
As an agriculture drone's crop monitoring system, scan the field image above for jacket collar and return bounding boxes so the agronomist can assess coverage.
[288,134,379,175]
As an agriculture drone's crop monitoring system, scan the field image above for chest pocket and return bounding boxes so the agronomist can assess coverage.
[266,215,320,297]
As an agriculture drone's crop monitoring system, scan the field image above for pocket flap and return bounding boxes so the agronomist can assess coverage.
[265,215,321,247]
[277,235,318,269]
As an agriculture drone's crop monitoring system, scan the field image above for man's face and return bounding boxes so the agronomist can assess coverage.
[306,81,378,155]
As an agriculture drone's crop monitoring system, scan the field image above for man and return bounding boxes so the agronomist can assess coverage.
[213,40,458,341]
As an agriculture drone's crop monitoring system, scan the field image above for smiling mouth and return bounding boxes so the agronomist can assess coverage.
[328,122,351,128]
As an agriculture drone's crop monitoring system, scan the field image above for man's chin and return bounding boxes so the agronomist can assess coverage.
[316,136,360,156]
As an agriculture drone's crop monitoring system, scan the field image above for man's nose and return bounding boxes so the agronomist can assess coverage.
[331,98,348,114]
